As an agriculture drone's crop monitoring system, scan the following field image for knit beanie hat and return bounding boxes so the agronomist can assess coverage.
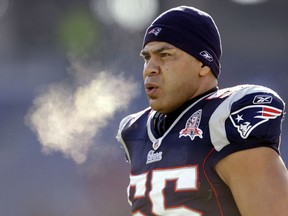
[143,6,222,78]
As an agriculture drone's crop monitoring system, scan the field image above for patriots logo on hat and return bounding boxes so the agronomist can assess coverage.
[148,27,162,36]
[229,105,282,139]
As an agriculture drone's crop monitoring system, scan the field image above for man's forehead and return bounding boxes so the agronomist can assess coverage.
[141,41,177,54]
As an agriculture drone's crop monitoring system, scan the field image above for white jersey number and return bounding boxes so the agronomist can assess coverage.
[129,166,202,216]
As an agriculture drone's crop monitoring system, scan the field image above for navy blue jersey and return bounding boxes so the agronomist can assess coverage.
[117,84,285,216]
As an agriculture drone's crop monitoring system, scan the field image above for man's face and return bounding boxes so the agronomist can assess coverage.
[141,41,204,114]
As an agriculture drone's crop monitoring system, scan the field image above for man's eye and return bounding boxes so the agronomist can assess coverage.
[143,55,150,61]
[160,53,171,58]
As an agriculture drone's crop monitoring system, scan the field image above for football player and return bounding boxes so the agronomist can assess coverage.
[117,6,288,216]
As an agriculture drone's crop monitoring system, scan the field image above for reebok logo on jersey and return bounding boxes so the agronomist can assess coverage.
[253,95,273,104]
[148,27,162,36]
[199,50,213,62]
[146,150,162,164]
[179,109,203,141]
[230,105,282,139]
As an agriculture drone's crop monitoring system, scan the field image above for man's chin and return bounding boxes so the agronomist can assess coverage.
[149,100,161,111]
[149,101,169,114]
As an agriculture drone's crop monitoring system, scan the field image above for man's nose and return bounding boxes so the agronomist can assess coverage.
[143,57,160,77]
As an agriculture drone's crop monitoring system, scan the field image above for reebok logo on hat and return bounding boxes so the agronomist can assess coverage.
[200,50,213,62]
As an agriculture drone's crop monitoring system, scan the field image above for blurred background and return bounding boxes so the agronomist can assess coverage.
[0,0,287,215]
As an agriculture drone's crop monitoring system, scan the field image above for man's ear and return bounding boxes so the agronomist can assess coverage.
[199,64,211,76]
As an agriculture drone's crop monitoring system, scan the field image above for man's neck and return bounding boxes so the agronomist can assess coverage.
[153,87,218,137]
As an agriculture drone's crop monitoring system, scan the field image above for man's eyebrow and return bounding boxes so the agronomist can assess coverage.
[140,46,175,56]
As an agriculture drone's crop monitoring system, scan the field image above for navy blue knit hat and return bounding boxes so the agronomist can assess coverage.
[143,6,222,78]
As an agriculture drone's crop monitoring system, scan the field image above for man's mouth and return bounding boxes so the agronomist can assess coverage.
[145,83,159,96]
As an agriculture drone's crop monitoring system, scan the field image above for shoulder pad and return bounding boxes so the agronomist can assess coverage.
[209,85,285,151]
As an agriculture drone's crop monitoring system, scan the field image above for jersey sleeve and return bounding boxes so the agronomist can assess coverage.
[209,85,285,163]
[116,114,135,163]
[116,108,151,163]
